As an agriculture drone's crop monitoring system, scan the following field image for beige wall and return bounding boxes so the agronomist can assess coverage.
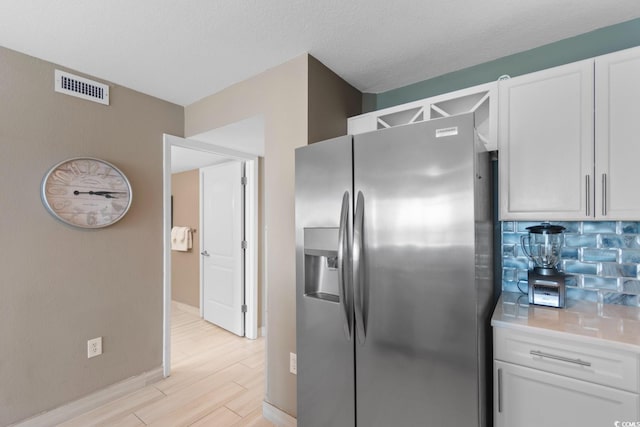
[0,46,184,425]
[0,46,358,424]
[171,170,200,308]
[185,54,360,417]
[186,55,307,416]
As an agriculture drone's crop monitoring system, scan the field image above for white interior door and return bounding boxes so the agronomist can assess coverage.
[201,161,244,336]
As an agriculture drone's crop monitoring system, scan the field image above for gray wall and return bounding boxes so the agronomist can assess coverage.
[0,46,183,425]
[308,55,362,144]
[370,17,640,111]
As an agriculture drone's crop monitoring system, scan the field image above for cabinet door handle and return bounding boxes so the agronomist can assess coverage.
[497,368,503,413]
[585,175,590,217]
[602,173,607,216]
[530,350,592,367]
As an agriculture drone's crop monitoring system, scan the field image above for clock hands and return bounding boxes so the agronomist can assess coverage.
[73,190,127,199]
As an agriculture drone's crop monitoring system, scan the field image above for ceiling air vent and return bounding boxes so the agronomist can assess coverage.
[54,70,109,105]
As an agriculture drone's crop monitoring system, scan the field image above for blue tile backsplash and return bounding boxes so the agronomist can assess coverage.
[501,221,640,307]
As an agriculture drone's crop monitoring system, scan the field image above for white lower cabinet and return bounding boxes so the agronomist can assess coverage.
[494,327,640,427]
[494,360,640,427]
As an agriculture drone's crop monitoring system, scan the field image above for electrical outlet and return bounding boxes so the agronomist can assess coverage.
[290,352,297,375]
[87,337,102,358]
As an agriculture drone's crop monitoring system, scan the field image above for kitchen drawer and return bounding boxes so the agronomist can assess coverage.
[494,360,640,427]
[494,327,639,392]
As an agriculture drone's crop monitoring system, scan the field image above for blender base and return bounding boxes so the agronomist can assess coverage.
[528,270,566,308]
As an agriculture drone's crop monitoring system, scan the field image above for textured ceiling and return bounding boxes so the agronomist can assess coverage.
[1,0,639,106]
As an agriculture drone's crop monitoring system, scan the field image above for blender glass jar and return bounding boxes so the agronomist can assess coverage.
[520,223,565,274]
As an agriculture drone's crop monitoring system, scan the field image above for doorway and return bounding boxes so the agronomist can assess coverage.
[162,134,259,377]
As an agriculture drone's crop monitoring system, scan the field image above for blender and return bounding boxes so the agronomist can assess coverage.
[520,223,567,308]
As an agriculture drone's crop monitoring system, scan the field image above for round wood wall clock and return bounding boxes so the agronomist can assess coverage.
[41,157,132,228]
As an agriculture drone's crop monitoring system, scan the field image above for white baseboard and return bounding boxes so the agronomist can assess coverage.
[262,400,296,427]
[11,367,164,427]
[171,299,200,316]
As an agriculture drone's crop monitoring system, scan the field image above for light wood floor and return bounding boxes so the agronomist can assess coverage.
[59,302,274,427]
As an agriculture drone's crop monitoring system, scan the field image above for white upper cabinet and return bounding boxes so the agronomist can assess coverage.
[498,60,594,221]
[595,46,640,220]
[499,46,640,221]
[348,82,498,151]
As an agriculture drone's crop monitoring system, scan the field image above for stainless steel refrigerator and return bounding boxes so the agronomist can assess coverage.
[295,112,494,427]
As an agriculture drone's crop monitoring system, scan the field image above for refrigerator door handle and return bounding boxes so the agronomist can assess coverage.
[337,191,352,341]
[353,191,366,344]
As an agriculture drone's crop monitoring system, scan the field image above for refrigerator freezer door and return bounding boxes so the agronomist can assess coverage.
[295,136,355,427]
[353,115,481,426]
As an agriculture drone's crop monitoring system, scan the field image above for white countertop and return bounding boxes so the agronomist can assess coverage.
[492,292,640,353]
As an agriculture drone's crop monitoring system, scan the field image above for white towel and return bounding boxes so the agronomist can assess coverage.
[171,226,192,251]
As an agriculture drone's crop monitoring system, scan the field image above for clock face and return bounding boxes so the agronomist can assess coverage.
[41,157,132,228]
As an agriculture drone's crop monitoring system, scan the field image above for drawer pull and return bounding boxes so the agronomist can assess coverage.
[530,350,592,367]
[497,368,503,413]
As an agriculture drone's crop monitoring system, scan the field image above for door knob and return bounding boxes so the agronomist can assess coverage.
[201,250,210,257]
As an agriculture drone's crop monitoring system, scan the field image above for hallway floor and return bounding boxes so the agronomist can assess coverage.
[59,302,274,427]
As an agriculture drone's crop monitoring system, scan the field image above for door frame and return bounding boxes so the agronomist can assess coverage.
[163,134,259,378]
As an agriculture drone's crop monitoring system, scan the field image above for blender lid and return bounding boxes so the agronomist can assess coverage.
[526,223,566,234]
